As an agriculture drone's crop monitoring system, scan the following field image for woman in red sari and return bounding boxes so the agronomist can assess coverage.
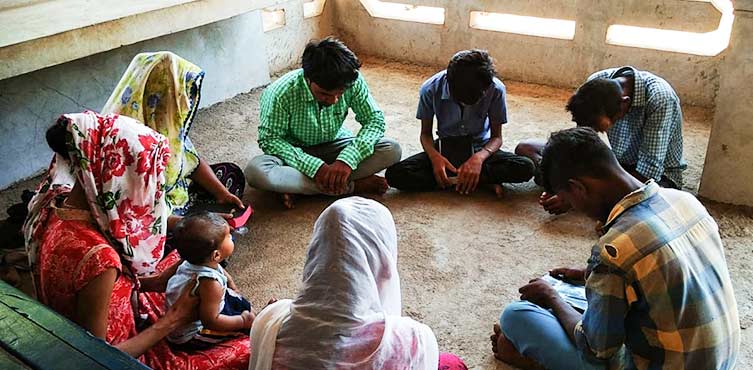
[24,111,249,369]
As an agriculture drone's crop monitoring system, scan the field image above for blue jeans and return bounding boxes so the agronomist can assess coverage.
[499,301,605,370]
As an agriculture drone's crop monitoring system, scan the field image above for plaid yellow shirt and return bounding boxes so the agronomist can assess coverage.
[575,181,740,370]
[258,69,385,178]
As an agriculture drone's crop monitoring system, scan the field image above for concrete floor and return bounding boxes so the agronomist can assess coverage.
[1,59,751,369]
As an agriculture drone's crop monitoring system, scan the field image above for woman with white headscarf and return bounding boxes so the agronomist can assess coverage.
[249,197,467,370]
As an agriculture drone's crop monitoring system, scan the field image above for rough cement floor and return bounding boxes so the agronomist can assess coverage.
[1,59,751,369]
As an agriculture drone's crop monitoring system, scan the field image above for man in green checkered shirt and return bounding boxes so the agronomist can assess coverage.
[245,38,401,208]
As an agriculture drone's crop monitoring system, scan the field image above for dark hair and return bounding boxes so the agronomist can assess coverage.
[302,37,361,91]
[173,211,229,265]
[540,127,620,193]
[566,78,623,127]
[446,49,496,105]
[46,117,72,160]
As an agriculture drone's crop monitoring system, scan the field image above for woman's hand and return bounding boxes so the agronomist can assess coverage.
[216,191,244,209]
[164,275,200,327]
[115,274,199,358]
[264,297,279,309]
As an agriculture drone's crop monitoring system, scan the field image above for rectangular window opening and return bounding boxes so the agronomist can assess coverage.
[359,0,444,25]
[303,0,326,19]
[262,7,286,32]
[469,11,576,40]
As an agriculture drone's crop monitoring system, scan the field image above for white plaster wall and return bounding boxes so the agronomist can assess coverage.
[0,1,331,189]
[265,0,335,74]
[699,3,753,206]
[332,0,725,107]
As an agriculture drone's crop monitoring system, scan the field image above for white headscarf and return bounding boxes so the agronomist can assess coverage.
[249,197,439,370]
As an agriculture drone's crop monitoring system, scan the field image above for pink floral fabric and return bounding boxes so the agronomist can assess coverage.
[25,111,171,276]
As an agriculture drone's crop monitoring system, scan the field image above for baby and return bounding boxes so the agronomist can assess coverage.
[166,211,254,349]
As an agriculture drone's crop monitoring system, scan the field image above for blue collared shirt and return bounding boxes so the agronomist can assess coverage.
[588,67,686,187]
[416,70,507,145]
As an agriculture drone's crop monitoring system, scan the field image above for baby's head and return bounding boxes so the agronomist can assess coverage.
[173,211,234,265]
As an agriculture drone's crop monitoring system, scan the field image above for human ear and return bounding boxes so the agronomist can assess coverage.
[212,250,222,262]
[621,96,632,110]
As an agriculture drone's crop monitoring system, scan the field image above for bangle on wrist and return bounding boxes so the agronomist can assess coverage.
[481,147,494,155]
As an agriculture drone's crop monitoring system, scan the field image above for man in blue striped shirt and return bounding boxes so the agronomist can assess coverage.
[492,127,739,370]
[517,66,686,214]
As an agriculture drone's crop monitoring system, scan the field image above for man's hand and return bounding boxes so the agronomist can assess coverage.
[428,154,458,189]
[539,192,572,215]
[519,278,560,309]
[549,267,586,284]
[456,153,484,194]
[314,161,352,194]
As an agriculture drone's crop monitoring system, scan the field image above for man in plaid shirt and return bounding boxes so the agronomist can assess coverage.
[244,37,401,208]
[492,128,739,370]
[517,66,686,215]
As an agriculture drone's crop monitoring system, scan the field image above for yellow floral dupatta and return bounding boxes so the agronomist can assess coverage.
[102,52,204,212]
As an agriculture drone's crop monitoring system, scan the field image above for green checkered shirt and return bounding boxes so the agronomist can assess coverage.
[258,69,386,178]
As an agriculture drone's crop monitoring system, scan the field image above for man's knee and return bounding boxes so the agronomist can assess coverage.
[244,155,282,190]
[375,137,402,166]
[384,160,409,186]
[515,140,544,158]
[500,301,540,340]
[511,156,536,182]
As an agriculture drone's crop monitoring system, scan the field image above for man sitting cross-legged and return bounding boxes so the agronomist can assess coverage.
[245,37,401,208]
[385,50,534,195]
[492,127,739,370]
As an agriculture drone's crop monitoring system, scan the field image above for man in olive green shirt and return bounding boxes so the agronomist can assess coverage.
[245,38,401,208]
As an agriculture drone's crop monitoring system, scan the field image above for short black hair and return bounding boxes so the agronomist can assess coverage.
[302,37,361,91]
[540,127,620,193]
[566,78,623,127]
[46,117,72,160]
[173,211,228,265]
[446,49,496,105]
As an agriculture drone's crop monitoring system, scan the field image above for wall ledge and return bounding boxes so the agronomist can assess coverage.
[0,0,286,80]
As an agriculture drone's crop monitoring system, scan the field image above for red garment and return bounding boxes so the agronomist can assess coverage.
[37,210,249,370]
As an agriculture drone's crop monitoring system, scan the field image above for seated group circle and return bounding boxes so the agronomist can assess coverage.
[23,36,739,370]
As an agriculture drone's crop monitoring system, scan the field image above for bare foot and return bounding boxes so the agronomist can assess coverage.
[490,323,545,370]
[279,193,295,209]
[353,175,389,195]
[492,184,505,198]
